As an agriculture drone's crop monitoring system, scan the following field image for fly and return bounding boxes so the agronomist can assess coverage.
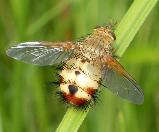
[6,25,144,108]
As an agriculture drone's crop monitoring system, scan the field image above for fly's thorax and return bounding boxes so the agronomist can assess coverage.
[76,30,114,60]
[93,26,116,42]
[59,57,101,106]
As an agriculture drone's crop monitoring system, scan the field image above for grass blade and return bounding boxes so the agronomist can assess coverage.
[115,0,158,57]
[56,108,89,132]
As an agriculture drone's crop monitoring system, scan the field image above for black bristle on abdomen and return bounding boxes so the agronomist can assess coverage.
[91,89,101,104]
[48,81,60,88]
[50,63,64,71]
[55,89,101,111]
[56,91,67,103]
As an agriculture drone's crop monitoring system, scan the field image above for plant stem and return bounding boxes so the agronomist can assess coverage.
[115,0,158,57]
[56,108,89,132]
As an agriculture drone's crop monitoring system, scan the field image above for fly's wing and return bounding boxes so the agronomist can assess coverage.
[6,41,75,66]
[101,56,144,104]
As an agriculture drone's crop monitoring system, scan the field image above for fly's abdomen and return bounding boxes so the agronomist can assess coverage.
[58,58,101,107]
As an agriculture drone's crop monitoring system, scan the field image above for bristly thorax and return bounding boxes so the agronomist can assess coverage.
[75,26,115,62]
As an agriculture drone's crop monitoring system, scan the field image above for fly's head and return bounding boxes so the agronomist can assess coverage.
[93,26,116,46]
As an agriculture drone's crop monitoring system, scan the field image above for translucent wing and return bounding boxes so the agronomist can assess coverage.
[102,56,144,104]
[6,41,75,66]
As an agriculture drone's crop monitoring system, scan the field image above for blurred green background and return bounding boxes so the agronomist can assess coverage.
[0,0,159,132]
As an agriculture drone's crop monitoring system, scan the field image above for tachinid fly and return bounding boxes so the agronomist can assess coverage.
[6,25,144,108]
